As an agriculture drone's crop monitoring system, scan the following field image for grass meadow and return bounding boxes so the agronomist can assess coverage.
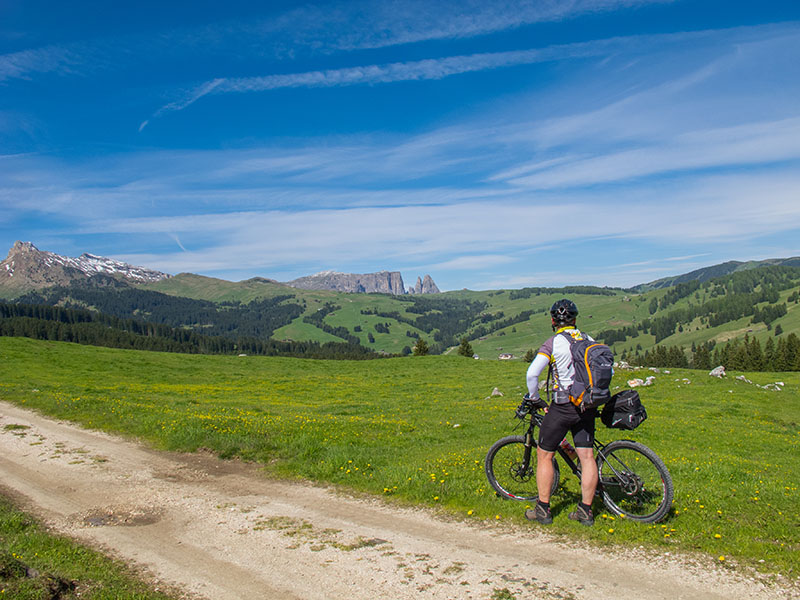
[1,336,798,581]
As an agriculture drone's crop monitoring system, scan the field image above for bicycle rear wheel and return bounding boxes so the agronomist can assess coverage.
[597,440,673,523]
[485,435,559,501]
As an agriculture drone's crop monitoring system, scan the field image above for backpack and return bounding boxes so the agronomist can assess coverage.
[560,332,614,411]
[601,390,648,430]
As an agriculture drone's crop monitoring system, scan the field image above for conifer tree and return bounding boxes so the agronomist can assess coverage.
[412,337,429,356]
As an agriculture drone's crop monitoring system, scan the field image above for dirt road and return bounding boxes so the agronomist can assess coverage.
[0,400,794,600]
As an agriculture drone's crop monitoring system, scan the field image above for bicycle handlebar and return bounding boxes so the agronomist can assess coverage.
[516,394,548,419]
[515,399,533,419]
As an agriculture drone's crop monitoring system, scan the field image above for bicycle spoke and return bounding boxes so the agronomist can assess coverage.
[485,436,559,502]
[598,441,673,523]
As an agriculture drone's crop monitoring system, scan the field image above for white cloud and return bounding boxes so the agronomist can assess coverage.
[252,0,674,52]
[0,44,81,82]
[146,40,619,122]
[615,253,712,268]
[2,0,670,85]
[425,255,517,271]
[503,117,800,189]
[71,165,800,280]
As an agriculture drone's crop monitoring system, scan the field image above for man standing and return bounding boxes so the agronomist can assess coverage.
[523,299,597,526]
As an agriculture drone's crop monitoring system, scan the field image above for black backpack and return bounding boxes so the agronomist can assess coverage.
[560,332,614,411]
[601,390,648,430]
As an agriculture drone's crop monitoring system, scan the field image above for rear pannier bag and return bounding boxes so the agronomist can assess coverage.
[601,389,647,430]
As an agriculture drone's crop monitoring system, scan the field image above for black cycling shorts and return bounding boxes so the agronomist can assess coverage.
[537,402,597,452]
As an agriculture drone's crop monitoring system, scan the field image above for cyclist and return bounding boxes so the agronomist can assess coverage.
[523,299,597,526]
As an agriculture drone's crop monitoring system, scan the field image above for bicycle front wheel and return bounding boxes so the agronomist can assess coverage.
[597,440,673,523]
[485,435,559,501]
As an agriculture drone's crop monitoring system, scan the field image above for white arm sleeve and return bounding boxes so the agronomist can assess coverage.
[526,353,550,398]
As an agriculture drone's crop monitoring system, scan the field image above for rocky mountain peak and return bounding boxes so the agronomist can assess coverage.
[10,240,37,255]
[0,241,171,295]
[286,270,440,295]
[408,274,441,294]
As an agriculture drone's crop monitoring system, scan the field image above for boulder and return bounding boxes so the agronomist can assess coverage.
[709,366,726,378]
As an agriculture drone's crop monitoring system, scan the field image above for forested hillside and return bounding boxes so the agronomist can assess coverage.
[2,264,799,370]
[600,266,800,371]
[0,302,377,359]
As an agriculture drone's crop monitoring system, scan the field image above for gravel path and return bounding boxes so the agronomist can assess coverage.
[0,400,795,600]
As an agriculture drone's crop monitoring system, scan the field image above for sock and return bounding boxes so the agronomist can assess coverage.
[537,500,550,510]
[578,501,592,513]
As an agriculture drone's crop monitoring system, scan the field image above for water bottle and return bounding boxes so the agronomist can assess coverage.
[559,438,577,460]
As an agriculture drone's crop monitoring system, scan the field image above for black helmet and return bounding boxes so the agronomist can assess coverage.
[550,299,578,328]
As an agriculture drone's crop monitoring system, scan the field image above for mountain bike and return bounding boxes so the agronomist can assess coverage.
[485,396,674,523]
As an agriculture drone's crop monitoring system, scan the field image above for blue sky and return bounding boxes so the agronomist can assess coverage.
[2,0,799,291]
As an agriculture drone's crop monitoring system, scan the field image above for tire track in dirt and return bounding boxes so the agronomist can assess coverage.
[0,401,795,600]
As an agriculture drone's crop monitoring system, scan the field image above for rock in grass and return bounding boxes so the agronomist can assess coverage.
[709,366,726,378]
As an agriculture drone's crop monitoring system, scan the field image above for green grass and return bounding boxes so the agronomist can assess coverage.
[1,336,798,581]
[0,495,179,599]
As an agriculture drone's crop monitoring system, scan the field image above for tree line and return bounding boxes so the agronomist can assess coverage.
[16,283,304,340]
[598,266,800,345]
[508,285,617,301]
[0,302,381,360]
[623,333,800,372]
[362,297,490,352]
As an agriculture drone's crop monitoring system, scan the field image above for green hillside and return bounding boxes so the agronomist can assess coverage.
[4,264,800,370]
[142,272,301,302]
[143,266,800,366]
[634,257,800,291]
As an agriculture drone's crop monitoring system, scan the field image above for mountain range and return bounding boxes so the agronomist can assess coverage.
[285,270,440,295]
[2,240,798,364]
[0,242,440,297]
[0,241,170,294]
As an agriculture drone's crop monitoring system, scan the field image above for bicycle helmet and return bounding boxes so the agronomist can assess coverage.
[550,298,578,329]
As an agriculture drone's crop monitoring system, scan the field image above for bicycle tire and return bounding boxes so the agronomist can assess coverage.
[485,435,559,501]
[596,439,673,523]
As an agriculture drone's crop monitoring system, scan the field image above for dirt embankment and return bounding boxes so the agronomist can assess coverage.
[0,401,795,600]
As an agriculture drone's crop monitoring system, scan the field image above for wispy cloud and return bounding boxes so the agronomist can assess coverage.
[140,78,227,130]
[143,22,800,131]
[501,117,800,188]
[616,253,713,268]
[0,44,81,82]
[2,0,670,85]
[144,40,621,122]
[64,167,800,280]
[291,0,674,51]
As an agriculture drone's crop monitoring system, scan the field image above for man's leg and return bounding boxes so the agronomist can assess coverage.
[575,447,598,505]
[527,405,566,524]
[525,446,556,524]
[536,446,556,503]
[569,446,597,526]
